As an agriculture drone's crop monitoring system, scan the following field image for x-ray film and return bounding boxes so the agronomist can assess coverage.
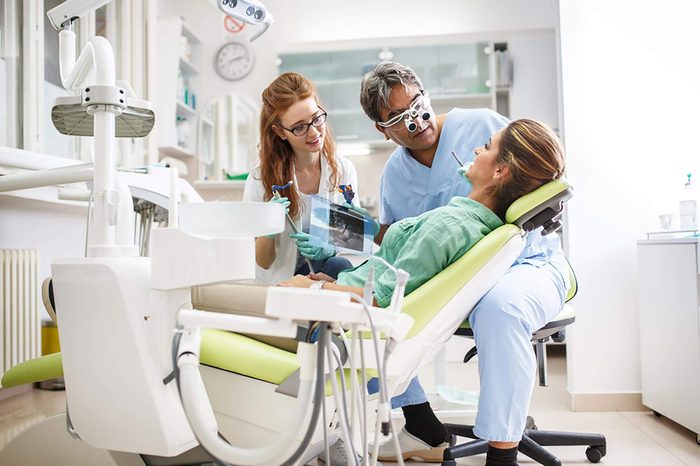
[309,195,373,255]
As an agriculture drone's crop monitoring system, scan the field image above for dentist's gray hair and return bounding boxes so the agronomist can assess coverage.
[360,61,424,122]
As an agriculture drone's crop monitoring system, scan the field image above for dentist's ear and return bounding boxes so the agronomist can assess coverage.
[375,123,390,140]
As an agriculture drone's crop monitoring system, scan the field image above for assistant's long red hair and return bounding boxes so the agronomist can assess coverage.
[257,72,339,220]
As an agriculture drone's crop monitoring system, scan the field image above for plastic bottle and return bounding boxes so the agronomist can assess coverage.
[679,173,698,230]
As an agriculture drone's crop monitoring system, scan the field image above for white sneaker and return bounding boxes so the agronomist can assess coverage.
[317,438,382,466]
[375,428,448,463]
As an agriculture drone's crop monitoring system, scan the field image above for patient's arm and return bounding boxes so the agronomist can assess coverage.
[255,236,277,269]
[279,275,372,304]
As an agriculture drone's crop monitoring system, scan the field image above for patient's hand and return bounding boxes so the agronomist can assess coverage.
[279,274,316,288]
[309,272,335,283]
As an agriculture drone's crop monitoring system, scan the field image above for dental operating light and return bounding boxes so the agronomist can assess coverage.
[215,0,274,41]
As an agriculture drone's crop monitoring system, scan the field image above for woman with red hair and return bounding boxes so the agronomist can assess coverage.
[243,72,360,284]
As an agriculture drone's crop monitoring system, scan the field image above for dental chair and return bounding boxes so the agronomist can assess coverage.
[0,179,604,466]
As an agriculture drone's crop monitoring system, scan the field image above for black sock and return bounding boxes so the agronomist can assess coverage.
[401,401,447,447]
[485,445,519,466]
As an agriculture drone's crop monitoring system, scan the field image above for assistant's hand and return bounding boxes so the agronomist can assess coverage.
[270,196,290,214]
[279,274,316,288]
[345,203,381,237]
[290,232,336,261]
[309,272,336,283]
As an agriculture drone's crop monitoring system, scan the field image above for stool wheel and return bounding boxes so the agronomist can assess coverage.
[585,445,606,463]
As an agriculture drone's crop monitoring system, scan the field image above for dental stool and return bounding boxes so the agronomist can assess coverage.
[440,192,607,466]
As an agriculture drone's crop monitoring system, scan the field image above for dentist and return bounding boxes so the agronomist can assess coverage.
[244,72,359,285]
[358,62,570,466]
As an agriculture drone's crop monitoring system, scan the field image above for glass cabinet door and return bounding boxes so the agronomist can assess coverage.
[0,0,22,148]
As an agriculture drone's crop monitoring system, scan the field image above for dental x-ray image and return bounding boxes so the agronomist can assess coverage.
[309,196,373,255]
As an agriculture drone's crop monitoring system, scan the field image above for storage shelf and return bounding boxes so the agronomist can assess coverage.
[180,22,201,44]
[176,101,197,117]
[194,180,246,189]
[160,145,196,159]
[179,57,199,75]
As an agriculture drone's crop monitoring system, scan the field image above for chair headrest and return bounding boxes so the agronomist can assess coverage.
[505,179,572,235]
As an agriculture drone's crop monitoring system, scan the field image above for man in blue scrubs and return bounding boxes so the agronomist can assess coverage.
[359,62,569,466]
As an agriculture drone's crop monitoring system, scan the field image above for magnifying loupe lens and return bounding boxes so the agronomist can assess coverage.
[405,120,417,132]
[421,111,430,120]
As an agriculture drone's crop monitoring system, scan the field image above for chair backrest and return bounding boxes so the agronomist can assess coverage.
[385,179,572,383]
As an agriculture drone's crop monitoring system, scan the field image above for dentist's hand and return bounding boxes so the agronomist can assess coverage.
[457,163,473,186]
[290,232,336,261]
[345,203,381,237]
[270,196,290,214]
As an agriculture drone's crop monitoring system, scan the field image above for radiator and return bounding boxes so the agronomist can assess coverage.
[0,250,41,376]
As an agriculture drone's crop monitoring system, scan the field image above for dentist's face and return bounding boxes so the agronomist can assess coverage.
[375,84,437,151]
[276,97,326,154]
[467,129,504,187]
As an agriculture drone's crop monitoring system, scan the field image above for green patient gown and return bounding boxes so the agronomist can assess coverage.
[336,197,503,307]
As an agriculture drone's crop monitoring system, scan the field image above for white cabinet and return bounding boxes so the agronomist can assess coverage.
[155,16,201,164]
[637,238,700,441]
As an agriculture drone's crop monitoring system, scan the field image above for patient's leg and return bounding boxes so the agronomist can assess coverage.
[469,263,565,445]
[191,283,298,353]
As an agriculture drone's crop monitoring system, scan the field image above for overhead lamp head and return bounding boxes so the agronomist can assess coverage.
[215,0,274,41]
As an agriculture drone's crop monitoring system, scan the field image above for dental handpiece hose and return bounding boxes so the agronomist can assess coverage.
[272,187,315,274]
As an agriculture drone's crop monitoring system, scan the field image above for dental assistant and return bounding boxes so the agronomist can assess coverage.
[358,62,570,466]
[244,72,359,285]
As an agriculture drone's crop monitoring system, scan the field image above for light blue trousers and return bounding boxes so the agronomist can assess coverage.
[389,262,566,442]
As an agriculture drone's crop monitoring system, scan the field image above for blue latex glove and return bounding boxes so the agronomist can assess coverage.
[290,232,336,261]
[270,196,290,214]
[345,203,381,237]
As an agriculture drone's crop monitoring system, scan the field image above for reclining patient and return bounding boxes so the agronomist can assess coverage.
[277,118,565,301]
[193,118,564,352]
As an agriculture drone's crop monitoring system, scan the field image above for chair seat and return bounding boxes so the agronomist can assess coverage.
[1,329,301,389]
[455,303,576,339]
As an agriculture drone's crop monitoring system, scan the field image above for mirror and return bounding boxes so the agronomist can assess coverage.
[198,93,260,182]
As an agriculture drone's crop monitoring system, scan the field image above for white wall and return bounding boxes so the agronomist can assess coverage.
[0,192,88,320]
[161,0,560,204]
[559,1,700,397]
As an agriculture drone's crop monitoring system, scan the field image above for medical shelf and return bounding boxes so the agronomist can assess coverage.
[156,16,203,179]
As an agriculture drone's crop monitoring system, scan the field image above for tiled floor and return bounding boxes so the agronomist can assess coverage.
[1,347,698,465]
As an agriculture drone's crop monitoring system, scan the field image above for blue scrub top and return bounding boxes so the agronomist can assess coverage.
[379,107,570,288]
[379,108,509,224]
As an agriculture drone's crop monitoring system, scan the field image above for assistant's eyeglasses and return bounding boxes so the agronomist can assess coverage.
[376,91,432,133]
[279,108,328,137]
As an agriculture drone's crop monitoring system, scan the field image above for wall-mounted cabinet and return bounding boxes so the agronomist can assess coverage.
[278,42,511,145]
[155,16,201,164]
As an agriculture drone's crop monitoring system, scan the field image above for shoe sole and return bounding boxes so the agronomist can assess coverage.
[377,446,445,463]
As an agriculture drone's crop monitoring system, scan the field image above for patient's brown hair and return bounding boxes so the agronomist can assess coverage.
[492,119,566,218]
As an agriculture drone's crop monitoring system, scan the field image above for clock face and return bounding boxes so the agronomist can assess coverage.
[214,41,254,81]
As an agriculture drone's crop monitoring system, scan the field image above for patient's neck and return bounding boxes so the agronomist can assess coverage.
[468,188,498,214]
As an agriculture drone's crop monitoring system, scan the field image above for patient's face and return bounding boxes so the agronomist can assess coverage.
[467,130,503,188]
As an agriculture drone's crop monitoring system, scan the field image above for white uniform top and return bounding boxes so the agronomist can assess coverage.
[243,154,359,285]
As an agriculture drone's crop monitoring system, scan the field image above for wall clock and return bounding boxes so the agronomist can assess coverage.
[214,41,254,81]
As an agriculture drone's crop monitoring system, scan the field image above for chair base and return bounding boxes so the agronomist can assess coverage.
[441,417,606,466]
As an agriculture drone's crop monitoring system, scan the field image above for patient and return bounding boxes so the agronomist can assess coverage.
[279,118,566,303]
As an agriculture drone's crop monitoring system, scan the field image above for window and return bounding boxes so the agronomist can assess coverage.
[0,0,23,148]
